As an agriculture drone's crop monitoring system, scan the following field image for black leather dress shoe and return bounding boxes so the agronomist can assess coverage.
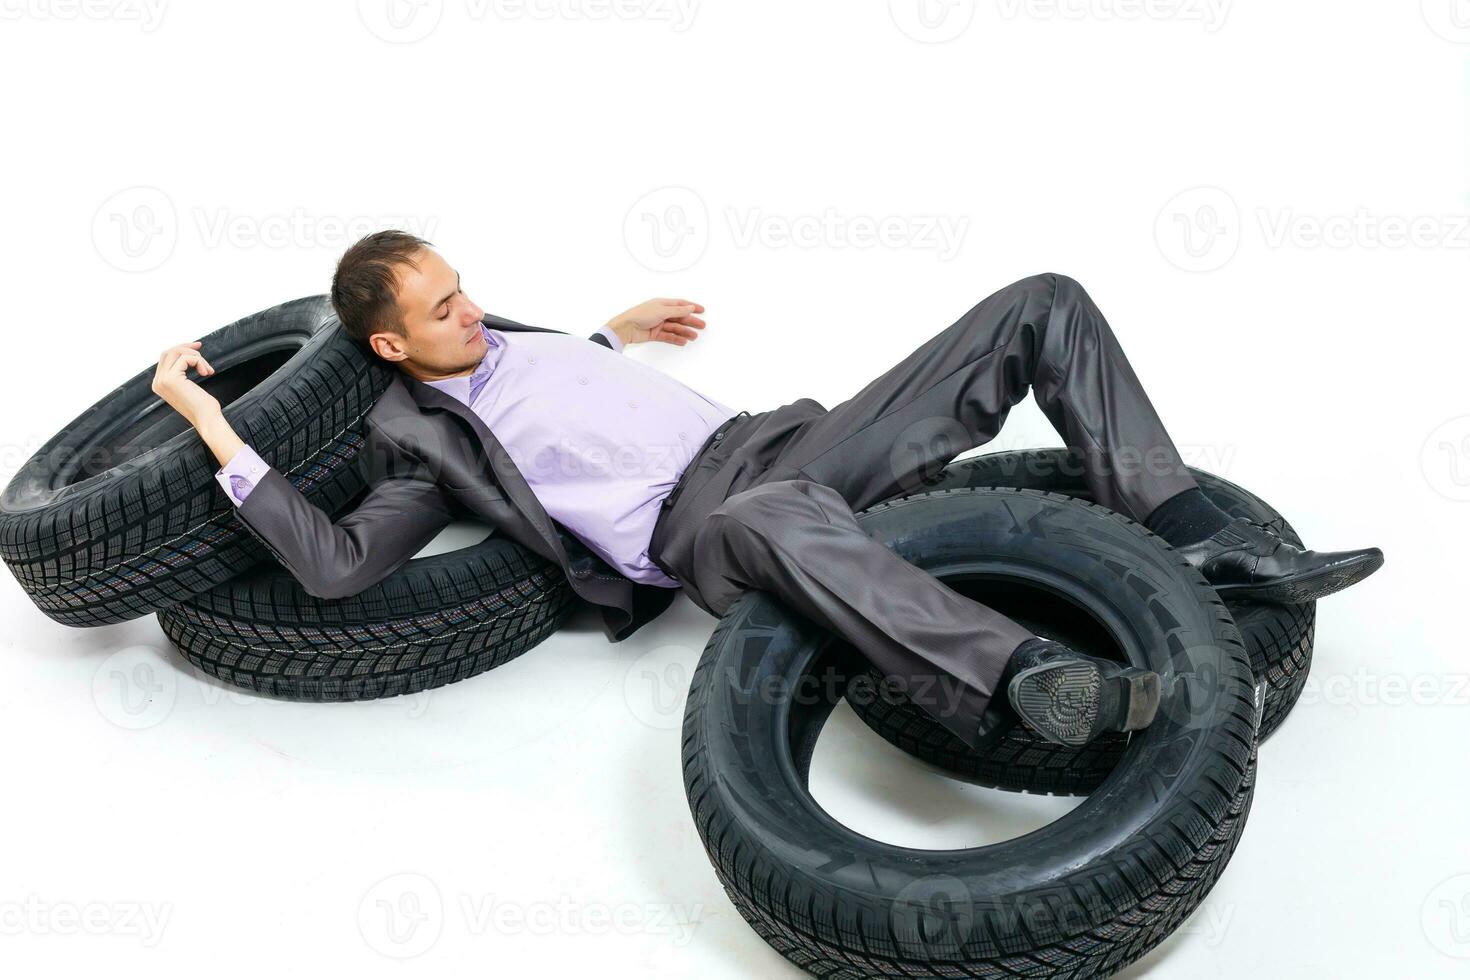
[1173,516,1384,604]
[999,639,1162,748]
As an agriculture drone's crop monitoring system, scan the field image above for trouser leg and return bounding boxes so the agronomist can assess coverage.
[766,272,1199,522]
[663,273,1198,745]
[684,478,1035,748]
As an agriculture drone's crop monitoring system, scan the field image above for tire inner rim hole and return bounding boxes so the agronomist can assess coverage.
[68,346,300,485]
[801,571,1126,851]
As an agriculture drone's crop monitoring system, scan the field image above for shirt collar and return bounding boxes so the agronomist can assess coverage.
[422,323,500,405]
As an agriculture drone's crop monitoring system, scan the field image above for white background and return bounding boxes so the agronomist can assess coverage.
[1,1,1466,977]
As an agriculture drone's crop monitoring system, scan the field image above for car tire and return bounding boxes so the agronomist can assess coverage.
[156,527,579,701]
[683,486,1260,979]
[844,447,1311,796]
[0,296,391,627]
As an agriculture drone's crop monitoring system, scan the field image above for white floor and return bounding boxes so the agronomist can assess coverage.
[2,3,1466,976]
[0,461,1460,979]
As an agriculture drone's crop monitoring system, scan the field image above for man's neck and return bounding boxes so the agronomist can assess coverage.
[398,361,478,384]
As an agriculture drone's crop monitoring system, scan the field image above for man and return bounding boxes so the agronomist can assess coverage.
[152,231,1383,750]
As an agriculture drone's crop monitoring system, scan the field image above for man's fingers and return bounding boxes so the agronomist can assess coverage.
[171,351,214,377]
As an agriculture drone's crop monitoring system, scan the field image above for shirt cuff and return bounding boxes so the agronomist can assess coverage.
[595,324,625,352]
[215,444,269,507]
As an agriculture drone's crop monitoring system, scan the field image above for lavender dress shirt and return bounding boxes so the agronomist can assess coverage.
[215,323,738,588]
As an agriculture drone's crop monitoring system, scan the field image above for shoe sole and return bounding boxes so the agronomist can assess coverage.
[1007,661,1161,748]
[1212,550,1384,604]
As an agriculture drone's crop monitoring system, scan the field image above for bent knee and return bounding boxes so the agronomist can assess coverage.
[1008,271,1084,298]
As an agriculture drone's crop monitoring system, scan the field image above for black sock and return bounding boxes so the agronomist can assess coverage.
[1143,486,1233,547]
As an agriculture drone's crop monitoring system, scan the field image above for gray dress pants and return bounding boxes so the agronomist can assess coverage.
[646,273,1200,748]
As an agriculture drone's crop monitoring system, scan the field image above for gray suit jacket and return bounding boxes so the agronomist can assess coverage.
[230,312,679,642]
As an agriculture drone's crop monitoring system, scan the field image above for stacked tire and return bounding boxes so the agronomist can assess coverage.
[0,295,577,697]
[682,485,1264,978]
[842,447,1314,796]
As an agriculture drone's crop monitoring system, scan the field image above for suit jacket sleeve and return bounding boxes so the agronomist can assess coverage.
[230,420,455,600]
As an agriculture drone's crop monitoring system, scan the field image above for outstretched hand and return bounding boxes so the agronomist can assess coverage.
[605,298,707,347]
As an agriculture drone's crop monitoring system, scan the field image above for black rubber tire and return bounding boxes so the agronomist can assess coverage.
[683,487,1260,979]
[0,296,392,627]
[844,447,1311,796]
[156,530,578,701]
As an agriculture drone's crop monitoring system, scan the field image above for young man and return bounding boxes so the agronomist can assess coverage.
[153,231,1383,750]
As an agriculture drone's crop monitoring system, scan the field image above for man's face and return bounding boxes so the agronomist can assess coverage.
[369,246,487,379]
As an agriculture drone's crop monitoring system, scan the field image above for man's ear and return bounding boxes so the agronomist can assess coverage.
[369,330,408,363]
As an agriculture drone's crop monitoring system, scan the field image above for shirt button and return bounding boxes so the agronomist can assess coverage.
[679,431,688,440]
[528,356,537,364]
[578,376,588,385]
[628,401,637,409]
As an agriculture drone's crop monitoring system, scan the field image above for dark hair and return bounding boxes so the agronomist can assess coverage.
[330,230,432,350]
